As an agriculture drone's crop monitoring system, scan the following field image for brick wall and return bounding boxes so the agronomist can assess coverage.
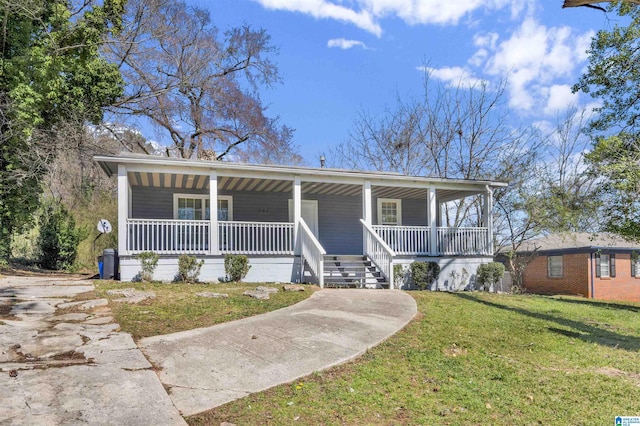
[522,252,640,303]
[522,253,590,297]
[594,253,640,303]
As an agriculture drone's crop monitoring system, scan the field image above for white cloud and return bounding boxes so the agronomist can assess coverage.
[256,0,381,36]
[253,0,521,36]
[419,66,487,88]
[327,38,368,49]
[543,85,579,116]
[473,17,595,114]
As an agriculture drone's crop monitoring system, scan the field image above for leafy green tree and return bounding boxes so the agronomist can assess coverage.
[574,1,640,134]
[0,0,124,262]
[38,202,84,270]
[573,1,640,239]
[585,133,640,239]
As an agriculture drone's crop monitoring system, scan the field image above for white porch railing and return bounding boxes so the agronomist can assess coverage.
[373,225,430,255]
[218,221,294,255]
[299,218,326,288]
[361,219,396,288]
[437,227,490,255]
[127,219,209,254]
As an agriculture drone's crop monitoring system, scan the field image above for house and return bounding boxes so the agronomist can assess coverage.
[518,233,640,302]
[94,154,506,289]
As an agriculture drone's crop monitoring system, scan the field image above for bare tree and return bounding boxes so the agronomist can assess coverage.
[333,71,540,228]
[527,107,601,233]
[104,0,299,164]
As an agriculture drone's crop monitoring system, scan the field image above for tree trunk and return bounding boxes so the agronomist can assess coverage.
[563,0,640,8]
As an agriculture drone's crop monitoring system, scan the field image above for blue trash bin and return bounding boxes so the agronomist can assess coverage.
[98,255,104,279]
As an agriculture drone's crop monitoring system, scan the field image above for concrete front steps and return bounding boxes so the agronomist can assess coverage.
[322,255,389,289]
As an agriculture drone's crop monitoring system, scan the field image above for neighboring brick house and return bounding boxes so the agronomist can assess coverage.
[518,233,640,303]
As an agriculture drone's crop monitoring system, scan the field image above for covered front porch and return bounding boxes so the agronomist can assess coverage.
[97,155,501,287]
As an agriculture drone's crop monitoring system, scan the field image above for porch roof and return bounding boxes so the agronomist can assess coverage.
[95,153,507,199]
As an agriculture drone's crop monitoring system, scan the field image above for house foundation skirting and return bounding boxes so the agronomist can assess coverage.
[119,254,494,288]
[119,255,301,283]
[393,256,494,291]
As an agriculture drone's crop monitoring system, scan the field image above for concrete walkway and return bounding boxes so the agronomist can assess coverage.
[139,289,417,417]
[0,275,185,425]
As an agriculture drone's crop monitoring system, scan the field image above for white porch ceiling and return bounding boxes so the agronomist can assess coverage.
[127,172,483,200]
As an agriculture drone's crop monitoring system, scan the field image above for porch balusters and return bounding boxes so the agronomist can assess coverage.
[218,221,294,255]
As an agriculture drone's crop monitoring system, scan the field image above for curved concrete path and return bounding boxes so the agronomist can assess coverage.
[139,289,417,416]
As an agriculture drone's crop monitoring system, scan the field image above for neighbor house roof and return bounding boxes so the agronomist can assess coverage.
[517,232,640,254]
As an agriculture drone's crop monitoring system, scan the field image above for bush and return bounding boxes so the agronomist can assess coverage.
[394,264,407,288]
[138,251,159,281]
[224,254,251,282]
[410,261,440,290]
[178,254,204,283]
[38,203,83,270]
[476,262,506,291]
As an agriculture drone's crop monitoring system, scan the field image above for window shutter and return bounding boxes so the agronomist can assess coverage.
[633,257,637,278]
[610,254,616,278]
[595,253,601,277]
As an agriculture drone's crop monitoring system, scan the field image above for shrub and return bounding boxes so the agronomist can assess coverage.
[38,203,83,270]
[224,254,251,282]
[138,251,159,282]
[476,262,506,291]
[178,254,204,283]
[410,261,440,290]
[393,264,407,288]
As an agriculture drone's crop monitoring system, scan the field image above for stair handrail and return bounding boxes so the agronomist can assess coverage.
[360,219,396,289]
[299,218,326,288]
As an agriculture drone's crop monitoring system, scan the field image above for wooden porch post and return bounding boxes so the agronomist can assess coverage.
[362,180,372,254]
[209,171,218,255]
[117,165,129,256]
[428,186,437,256]
[293,176,301,255]
[484,186,494,255]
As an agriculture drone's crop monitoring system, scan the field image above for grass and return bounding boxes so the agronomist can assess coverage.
[188,292,640,425]
[93,281,315,340]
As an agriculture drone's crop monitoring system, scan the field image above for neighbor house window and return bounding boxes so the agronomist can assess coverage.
[548,255,563,278]
[173,195,233,221]
[595,253,616,278]
[632,255,640,278]
[377,198,402,226]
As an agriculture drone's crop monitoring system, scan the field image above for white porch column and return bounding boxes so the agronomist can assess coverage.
[484,186,494,255]
[362,180,372,254]
[209,171,218,255]
[293,176,302,255]
[428,186,437,256]
[117,165,129,256]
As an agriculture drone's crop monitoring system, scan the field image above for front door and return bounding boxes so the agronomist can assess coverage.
[289,200,319,237]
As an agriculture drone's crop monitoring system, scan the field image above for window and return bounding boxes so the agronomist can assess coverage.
[377,198,402,226]
[595,253,616,278]
[217,196,233,221]
[173,195,233,221]
[548,255,563,278]
[632,255,640,278]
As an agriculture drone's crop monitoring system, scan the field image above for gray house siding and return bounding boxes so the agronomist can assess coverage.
[130,186,364,255]
[231,190,290,222]
[306,193,363,255]
[372,196,427,226]
[131,187,207,219]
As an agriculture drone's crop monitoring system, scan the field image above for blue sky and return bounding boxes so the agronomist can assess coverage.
[183,0,612,165]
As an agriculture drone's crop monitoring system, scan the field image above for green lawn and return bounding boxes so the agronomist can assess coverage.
[189,292,640,425]
[94,281,315,340]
